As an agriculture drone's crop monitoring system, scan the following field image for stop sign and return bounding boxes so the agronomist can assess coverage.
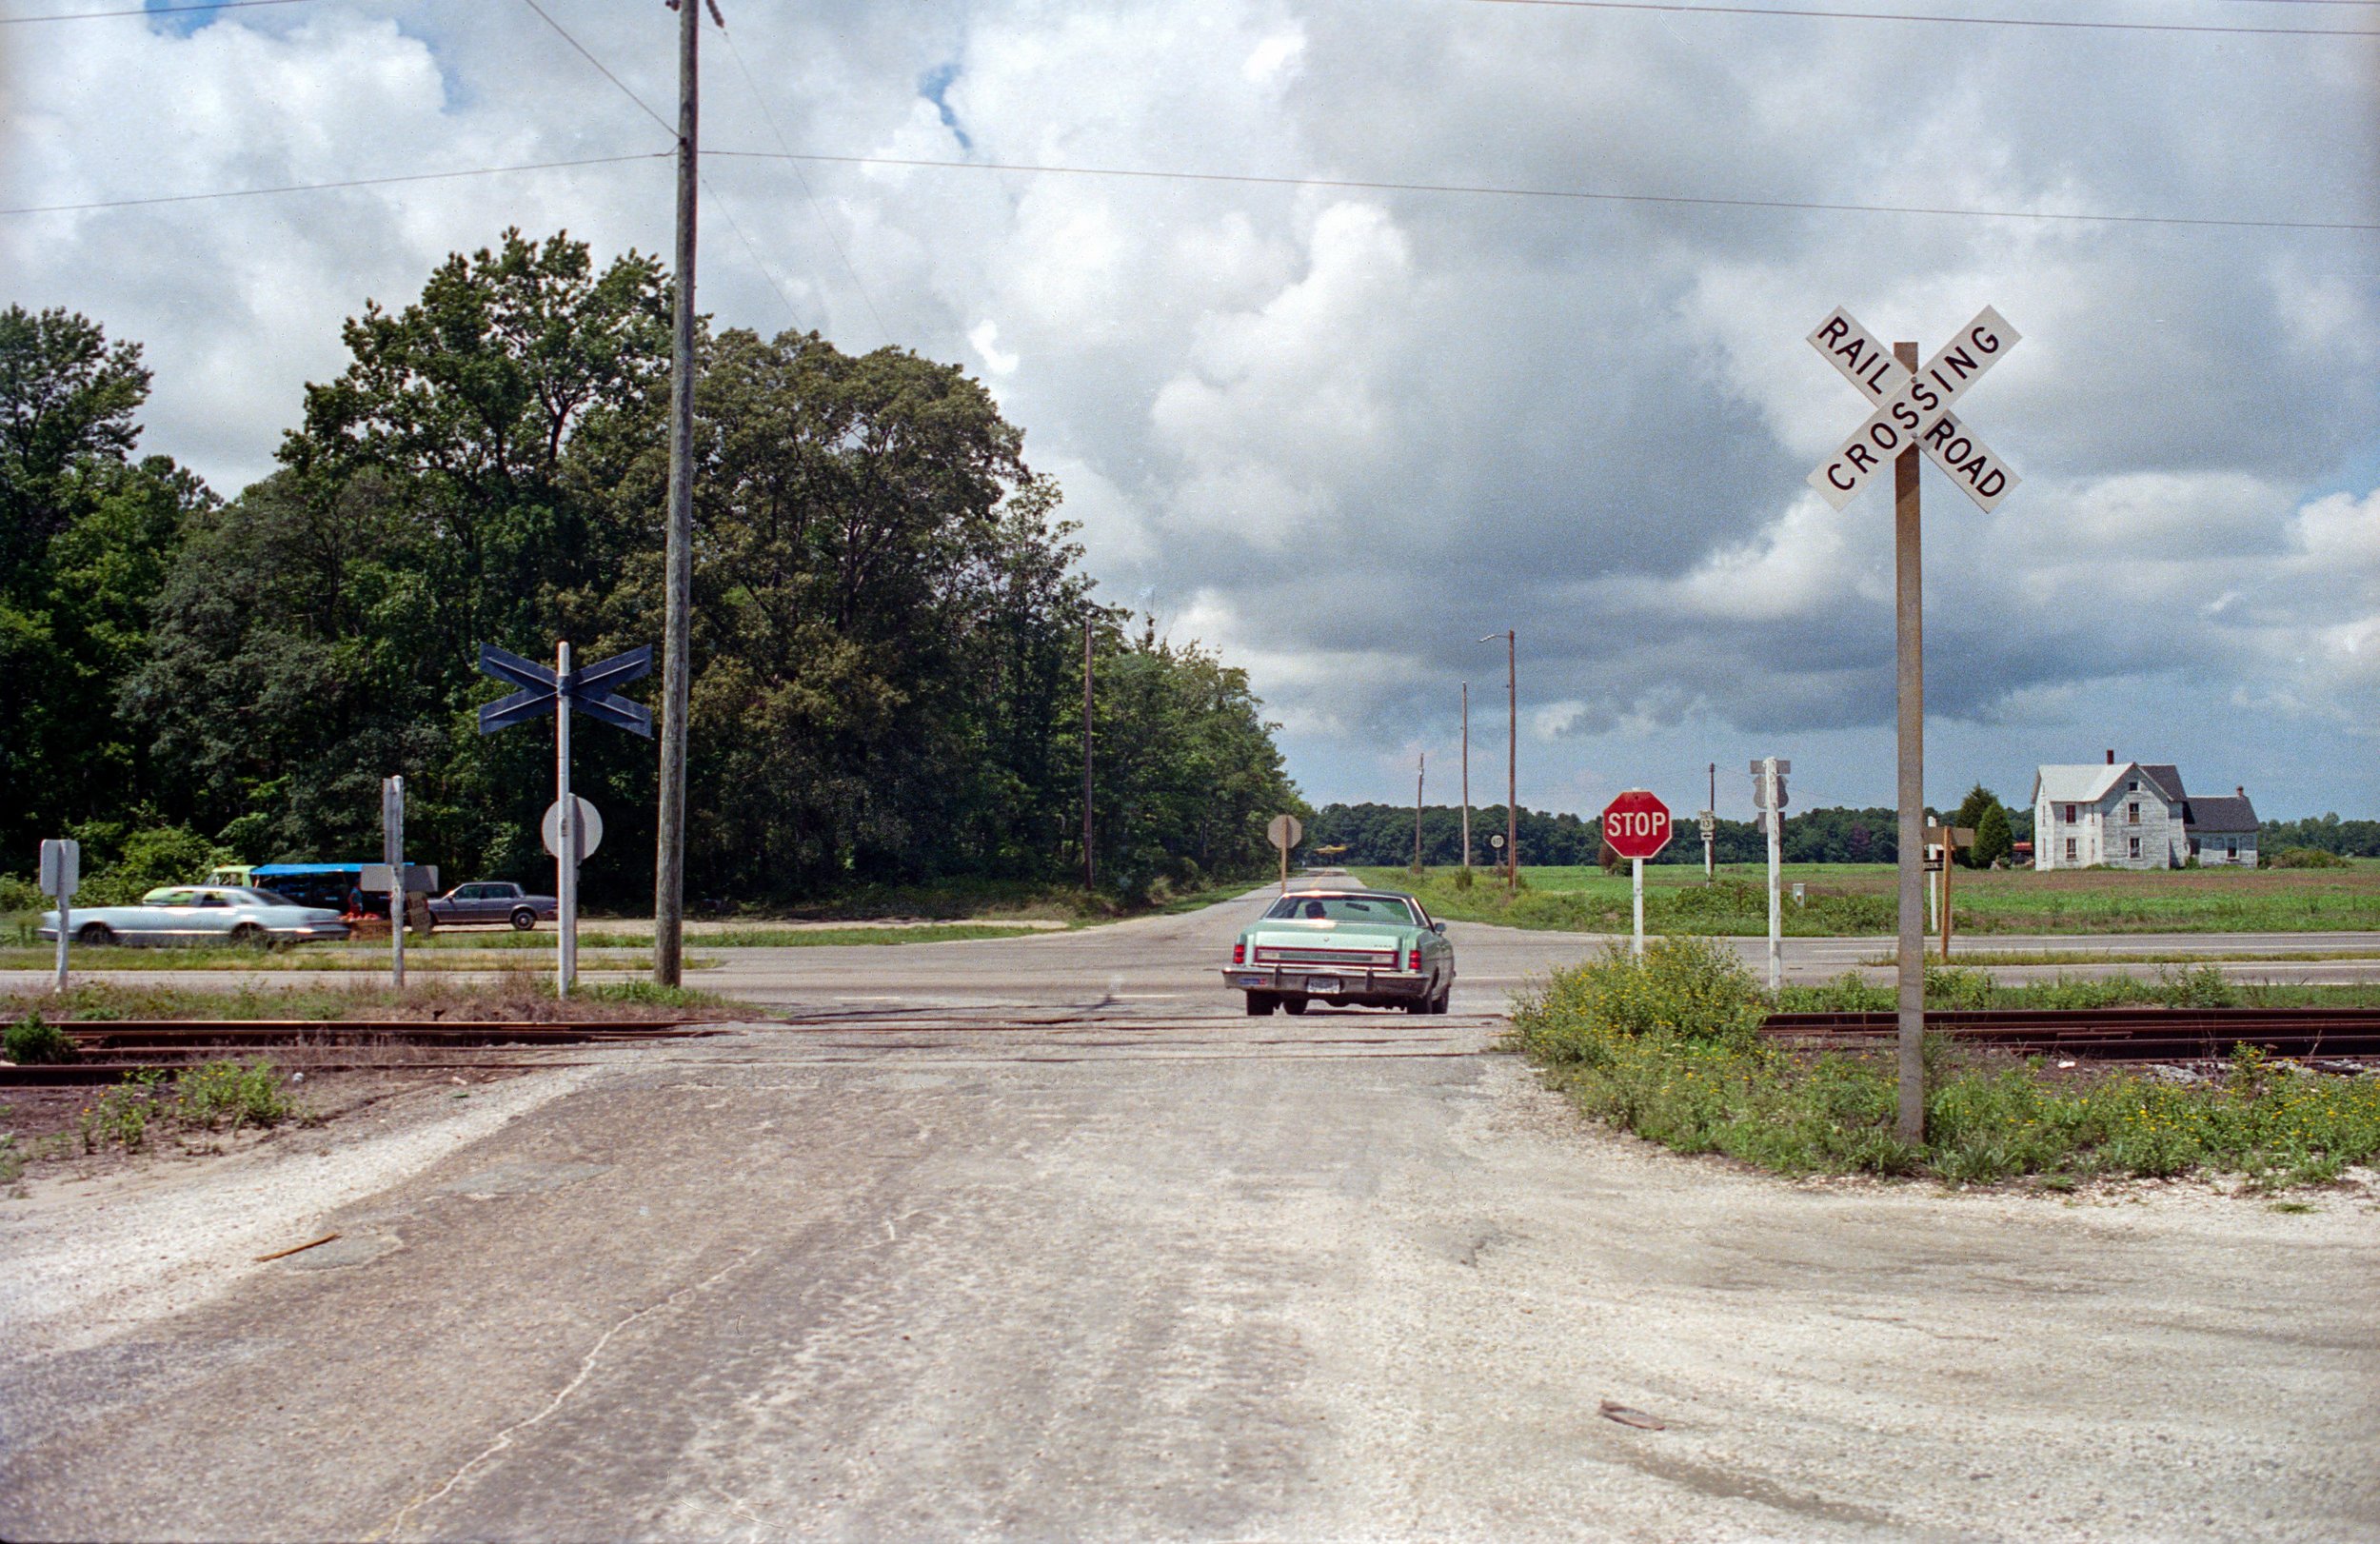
[1600,789,1674,861]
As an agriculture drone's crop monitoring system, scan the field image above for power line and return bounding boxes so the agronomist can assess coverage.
[1467,0,2380,36]
[711,148,2380,235]
[717,22,895,348]
[2,0,313,22]
[514,0,676,139]
[0,152,669,216]
[701,172,808,330]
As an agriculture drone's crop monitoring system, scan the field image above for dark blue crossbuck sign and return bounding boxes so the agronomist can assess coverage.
[477,643,655,739]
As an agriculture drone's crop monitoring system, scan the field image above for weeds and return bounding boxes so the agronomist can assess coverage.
[6,1010,78,1064]
[76,1060,303,1155]
[1511,938,2380,1188]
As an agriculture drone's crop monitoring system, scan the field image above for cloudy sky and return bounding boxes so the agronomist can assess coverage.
[5,0,2375,821]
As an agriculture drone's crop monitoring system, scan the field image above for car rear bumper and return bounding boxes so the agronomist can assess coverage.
[1222,967,1432,1000]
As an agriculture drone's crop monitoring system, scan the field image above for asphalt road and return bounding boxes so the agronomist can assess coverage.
[5,890,2378,1541]
[7,883,2378,1004]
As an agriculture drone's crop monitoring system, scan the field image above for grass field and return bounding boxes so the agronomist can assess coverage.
[1355,859,2380,936]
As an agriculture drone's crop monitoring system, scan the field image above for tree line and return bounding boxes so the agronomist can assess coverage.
[1,231,1301,906]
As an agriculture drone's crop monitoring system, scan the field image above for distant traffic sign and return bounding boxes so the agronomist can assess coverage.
[1600,790,1673,862]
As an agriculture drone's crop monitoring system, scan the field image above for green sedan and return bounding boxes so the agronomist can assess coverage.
[1222,888,1454,1016]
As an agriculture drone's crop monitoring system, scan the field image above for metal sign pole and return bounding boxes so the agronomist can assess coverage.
[1893,340,1926,1146]
[1632,857,1645,959]
[384,775,406,990]
[43,839,76,996]
[1764,761,1783,990]
[557,641,577,999]
[1460,683,1471,873]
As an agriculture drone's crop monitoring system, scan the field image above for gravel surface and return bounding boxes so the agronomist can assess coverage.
[2,893,2375,1541]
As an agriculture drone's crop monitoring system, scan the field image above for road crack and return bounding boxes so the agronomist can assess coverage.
[374,1249,755,1540]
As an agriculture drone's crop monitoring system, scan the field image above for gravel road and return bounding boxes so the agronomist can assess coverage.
[3,893,2375,1541]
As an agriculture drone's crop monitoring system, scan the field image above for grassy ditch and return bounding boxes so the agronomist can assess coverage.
[1509,938,2380,1188]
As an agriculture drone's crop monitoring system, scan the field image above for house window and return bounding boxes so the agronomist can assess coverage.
[2064,804,2077,823]
[2127,802,2140,824]
[2226,841,2237,858]
[2064,838,2077,862]
[2129,836,2141,859]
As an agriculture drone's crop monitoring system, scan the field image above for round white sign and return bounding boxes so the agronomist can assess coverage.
[542,796,604,861]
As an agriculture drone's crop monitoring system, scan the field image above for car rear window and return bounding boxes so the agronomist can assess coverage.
[1263,895,1415,924]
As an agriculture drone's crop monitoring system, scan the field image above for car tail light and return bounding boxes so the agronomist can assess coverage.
[1407,948,1422,971]
[1233,942,1245,965]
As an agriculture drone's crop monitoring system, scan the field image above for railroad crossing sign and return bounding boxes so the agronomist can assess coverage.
[478,643,655,737]
[1807,307,2020,512]
[1599,789,1673,862]
[476,641,653,998]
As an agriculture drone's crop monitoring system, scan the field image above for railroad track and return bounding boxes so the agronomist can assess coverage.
[0,1019,717,1087]
[1761,1007,2380,1061]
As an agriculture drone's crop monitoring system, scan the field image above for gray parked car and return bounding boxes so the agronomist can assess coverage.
[39,886,349,947]
[426,881,557,931]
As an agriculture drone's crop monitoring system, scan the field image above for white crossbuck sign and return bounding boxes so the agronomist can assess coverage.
[1807,306,2020,513]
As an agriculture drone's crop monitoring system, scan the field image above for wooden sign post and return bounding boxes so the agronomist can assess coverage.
[1927,824,1976,961]
[1808,307,2021,1145]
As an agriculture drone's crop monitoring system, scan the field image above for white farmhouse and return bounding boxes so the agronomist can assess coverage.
[2031,754,2260,870]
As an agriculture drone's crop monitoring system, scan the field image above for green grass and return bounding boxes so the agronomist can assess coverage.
[1509,937,2380,1188]
[0,977,735,1022]
[1358,859,2380,937]
[0,946,678,973]
[440,922,1048,948]
[75,1059,302,1154]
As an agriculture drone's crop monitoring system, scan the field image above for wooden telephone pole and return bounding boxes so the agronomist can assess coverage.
[1082,613,1096,894]
[1414,752,1425,871]
[653,0,706,987]
[1460,683,1472,873]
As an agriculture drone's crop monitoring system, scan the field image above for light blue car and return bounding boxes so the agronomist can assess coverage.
[40,885,350,948]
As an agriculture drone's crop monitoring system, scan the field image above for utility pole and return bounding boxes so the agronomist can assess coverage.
[652,0,704,988]
[1460,683,1472,874]
[1414,752,1425,872]
[1505,631,1517,891]
[1705,760,1716,880]
[1082,613,1096,894]
[1893,339,1926,1147]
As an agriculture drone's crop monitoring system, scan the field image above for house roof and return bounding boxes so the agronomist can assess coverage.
[2033,763,2129,804]
[2138,763,2185,802]
[2184,794,2258,833]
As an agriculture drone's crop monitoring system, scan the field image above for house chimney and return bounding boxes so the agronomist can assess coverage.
[2235,785,2244,799]
[2106,749,2114,764]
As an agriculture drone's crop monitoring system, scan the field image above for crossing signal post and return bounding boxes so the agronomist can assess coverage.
[1806,305,2022,1146]
[477,642,654,998]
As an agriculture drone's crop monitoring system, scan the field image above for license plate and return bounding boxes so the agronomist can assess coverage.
[1304,976,1340,994]
[1230,973,1264,987]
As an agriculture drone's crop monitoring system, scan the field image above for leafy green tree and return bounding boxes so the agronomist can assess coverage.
[116,235,1303,903]
[0,306,209,860]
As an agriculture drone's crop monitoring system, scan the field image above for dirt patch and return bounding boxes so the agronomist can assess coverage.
[1,1062,534,1194]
